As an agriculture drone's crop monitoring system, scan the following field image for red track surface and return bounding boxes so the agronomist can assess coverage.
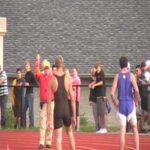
[0,131,150,150]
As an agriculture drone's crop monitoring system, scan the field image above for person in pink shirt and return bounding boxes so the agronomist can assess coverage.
[71,67,81,131]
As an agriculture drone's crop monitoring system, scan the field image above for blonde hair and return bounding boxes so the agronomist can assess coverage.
[42,59,51,68]
[55,55,64,68]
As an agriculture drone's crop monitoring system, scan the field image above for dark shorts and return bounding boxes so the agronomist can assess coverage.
[14,98,22,117]
[141,94,150,111]
[54,104,71,129]
[96,97,107,116]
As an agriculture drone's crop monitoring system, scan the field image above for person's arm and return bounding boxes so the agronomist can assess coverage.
[92,72,104,88]
[34,60,41,80]
[68,76,76,127]
[92,80,103,88]
[131,73,140,107]
[0,79,2,85]
[110,74,118,110]
[0,71,7,85]
[10,79,16,107]
[89,81,95,88]
[34,54,42,80]
[48,76,57,101]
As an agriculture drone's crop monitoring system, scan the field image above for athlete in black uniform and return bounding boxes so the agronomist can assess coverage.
[49,55,76,150]
[54,74,72,129]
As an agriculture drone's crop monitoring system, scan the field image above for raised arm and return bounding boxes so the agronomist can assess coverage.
[34,54,41,80]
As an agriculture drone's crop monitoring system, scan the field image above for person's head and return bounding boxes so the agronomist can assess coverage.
[135,65,141,77]
[90,68,96,77]
[55,55,64,68]
[145,60,150,71]
[25,61,31,72]
[72,67,78,77]
[43,59,51,75]
[16,68,22,79]
[52,64,56,74]
[42,59,47,69]
[119,56,128,69]
[140,61,146,72]
[95,63,102,73]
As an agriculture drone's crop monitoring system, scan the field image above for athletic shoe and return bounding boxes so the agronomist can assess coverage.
[46,144,51,148]
[96,128,107,134]
[140,128,147,133]
[38,144,44,149]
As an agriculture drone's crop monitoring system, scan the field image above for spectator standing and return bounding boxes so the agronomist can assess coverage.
[111,56,139,150]
[22,61,37,128]
[144,61,150,124]
[92,63,107,133]
[11,68,24,128]
[0,65,8,128]
[139,61,149,132]
[34,54,54,149]
[134,65,142,131]
[89,67,99,131]
[71,67,81,131]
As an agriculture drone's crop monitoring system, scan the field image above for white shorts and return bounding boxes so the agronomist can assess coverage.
[117,104,137,127]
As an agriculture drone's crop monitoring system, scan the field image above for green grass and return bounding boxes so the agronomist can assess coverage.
[2,108,119,132]
[1,107,39,131]
[79,113,119,132]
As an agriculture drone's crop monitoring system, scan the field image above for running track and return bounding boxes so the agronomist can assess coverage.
[0,131,150,150]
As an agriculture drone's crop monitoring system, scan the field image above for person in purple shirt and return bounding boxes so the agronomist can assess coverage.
[111,56,140,150]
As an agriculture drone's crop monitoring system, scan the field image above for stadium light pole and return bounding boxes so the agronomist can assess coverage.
[0,17,7,70]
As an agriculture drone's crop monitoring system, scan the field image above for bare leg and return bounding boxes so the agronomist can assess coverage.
[66,125,76,150]
[132,125,139,150]
[55,128,63,150]
[76,116,80,131]
[120,125,126,150]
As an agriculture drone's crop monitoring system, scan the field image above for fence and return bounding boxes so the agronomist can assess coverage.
[0,83,149,128]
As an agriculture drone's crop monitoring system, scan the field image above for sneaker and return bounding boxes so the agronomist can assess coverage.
[140,128,147,133]
[96,128,107,134]
[102,128,107,133]
[38,144,44,149]
[45,144,51,148]
[96,129,103,133]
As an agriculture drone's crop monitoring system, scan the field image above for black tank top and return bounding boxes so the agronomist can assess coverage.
[54,74,70,115]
